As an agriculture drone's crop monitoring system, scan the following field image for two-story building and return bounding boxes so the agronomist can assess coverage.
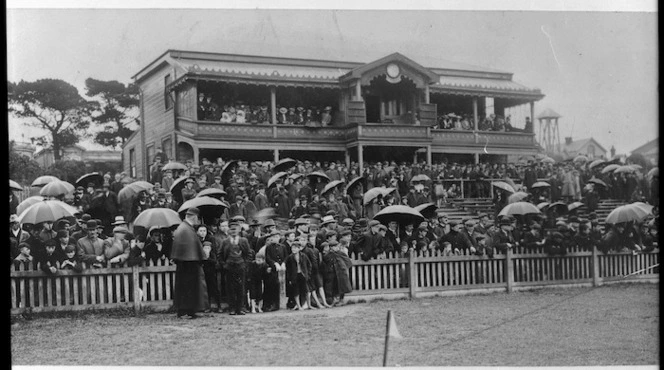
[123,50,544,180]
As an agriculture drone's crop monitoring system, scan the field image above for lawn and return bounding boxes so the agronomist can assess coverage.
[10,283,659,366]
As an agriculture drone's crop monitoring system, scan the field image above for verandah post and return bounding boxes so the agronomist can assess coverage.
[505,247,514,293]
[408,249,417,299]
[132,265,141,314]
[592,245,601,287]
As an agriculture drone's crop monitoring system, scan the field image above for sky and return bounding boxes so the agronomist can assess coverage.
[6,3,658,155]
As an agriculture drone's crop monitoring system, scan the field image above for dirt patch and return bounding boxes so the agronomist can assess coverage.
[11,283,659,366]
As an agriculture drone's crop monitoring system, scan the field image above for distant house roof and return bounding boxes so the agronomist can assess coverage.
[630,138,658,155]
[537,108,562,119]
[562,137,607,155]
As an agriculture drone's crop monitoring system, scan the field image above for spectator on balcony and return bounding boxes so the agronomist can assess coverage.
[524,116,533,133]
[235,105,246,124]
[276,107,288,124]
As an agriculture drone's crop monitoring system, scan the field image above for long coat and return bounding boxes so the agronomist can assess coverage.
[322,250,353,295]
[170,221,205,261]
[170,220,208,313]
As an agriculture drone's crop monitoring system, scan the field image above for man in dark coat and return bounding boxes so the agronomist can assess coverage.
[170,207,208,319]
[220,220,252,315]
[357,220,383,261]
[264,230,287,311]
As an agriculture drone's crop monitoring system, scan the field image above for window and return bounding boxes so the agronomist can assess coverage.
[129,148,136,178]
[146,144,155,165]
[162,137,172,161]
[164,74,173,110]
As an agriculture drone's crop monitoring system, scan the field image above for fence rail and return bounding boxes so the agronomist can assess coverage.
[10,247,658,315]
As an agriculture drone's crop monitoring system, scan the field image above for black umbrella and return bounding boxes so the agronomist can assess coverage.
[306,171,330,184]
[547,201,568,214]
[345,176,366,193]
[273,158,297,173]
[75,172,104,188]
[414,203,437,219]
[267,172,288,188]
[178,197,229,223]
[196,188,227,200]
[169,176,196,205]
[373,205,425,227]
[221,160,239,187]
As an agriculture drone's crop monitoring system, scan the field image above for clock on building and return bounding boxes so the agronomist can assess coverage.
[386,63,400,78]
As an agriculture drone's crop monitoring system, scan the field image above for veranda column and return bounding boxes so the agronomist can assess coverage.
[193,145,200,166]
[424,85,430,104]
[530,101,535,125]
[473,97,479,130]
[345,149,351,169]
[474,153,479,164]
[426,145,432,166]
[270,86,277,124]
[273,149,279,162]
[358,144,364,174]
[355,81,363,101]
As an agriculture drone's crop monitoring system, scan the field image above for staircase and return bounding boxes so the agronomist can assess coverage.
[440,198,495,223]
[575,199,629,224]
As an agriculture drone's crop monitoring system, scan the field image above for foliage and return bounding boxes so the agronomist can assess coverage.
[8,79,95,161]
[46,160,90,184]
[85,78,139,149]
[8,141,43,185]
[626,153,649,169]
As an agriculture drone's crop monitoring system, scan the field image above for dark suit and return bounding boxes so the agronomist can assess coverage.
[264,242,287,310]
[220,236,251,314]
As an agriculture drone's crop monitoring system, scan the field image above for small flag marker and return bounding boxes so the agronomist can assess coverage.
[383,310,402,366]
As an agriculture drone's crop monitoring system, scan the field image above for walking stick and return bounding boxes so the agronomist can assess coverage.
[622,264,659,278]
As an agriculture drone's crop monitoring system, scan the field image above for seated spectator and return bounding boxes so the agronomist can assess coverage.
[14,242,33,264]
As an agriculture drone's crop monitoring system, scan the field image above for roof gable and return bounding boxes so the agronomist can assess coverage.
[339,52,439,85]
[630,138,658,154]
[563,137,607,154]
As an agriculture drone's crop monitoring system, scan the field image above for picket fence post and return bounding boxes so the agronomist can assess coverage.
[592,245,601,287]
[132,265,141,313]
[278,269,286,309]
[505,247,514,293]
[408,249,417,299]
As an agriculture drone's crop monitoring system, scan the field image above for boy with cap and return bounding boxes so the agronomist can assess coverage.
[490,218,517,253]
[60,244,83,272]
[247,249,270,313]
[358,220,383,261]
[321,240,353,306]
[263,229,287,311]
[284,240,312,310]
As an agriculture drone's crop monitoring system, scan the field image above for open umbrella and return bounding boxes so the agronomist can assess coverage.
[630,202,654,217]
[614,165,637,174]
[541,157,555,164]
[601,164,621,174]
[410,174,431,183]
[220,160,239,186]
[530,181,550,189]
[169,176,195,204]
[31,175,59,187]
[39,180,75,197]
[121,176,134,184]
[118,181,155,204]
[414,203,437,219]
[492,181,515,193]
[196,188,227,200]
[320,180,345,197]
[568,201,584,212]
[345,176,366,193]
[75,172,103,188]
[273,158,297,173]
[16,196,45,215]
[306,171,330,183]
[178,196,228,221]
[268,172,288,188]
[289,173,304,181]
[379,187,397,197]
[498,202,541,217]
[10,180,23,192]
[647,167,659,178]
[605,204,652,224]
[588,159,606,169]
[628,164,643,171]
[254,207,277,224]
[373,205,425,227]
[133,208,182,229]
[17,200,79,225]
[588,177,608,187]
[508,191,529,204]
[573,155,588,164]
[161,161,188,171]
[363,187,385,205]
[536,202,550,210]
[547,201,568,214]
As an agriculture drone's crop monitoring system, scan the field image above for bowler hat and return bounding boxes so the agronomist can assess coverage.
[294,218,308,226]
[263,219,276,228]
[86,220,98,229]
[499,219,511,226]
[321,215,337,225]
[81,214,92,222]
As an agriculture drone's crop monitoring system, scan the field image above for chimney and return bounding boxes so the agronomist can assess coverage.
[565,137,573,145]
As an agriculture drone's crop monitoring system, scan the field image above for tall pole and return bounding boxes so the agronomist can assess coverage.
[473,97,479,131]
[270,86,277,124]
[358,144,364,174]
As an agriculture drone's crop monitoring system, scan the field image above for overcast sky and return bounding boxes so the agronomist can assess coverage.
[7,6,657,155]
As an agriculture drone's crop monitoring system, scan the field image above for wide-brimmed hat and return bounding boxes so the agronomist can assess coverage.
[279,107,288,114]
[321,215,337,225]
[263,219,276,228]
[111,216,127,226]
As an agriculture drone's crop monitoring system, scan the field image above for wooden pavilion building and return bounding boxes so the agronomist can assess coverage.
[123,50,544,179]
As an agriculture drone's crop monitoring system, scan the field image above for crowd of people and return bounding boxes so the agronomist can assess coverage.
[196,92,335,126]
[434,113,533,133]
[9,153,659,318]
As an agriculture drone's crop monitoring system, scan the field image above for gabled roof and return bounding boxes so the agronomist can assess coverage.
[562,137,607,155]
[339,52,440,83]
[630,138,658,155]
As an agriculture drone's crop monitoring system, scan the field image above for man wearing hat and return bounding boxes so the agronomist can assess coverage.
[229,195,246,219]
[357,220,383,261]
[253,184,268,211]
[71,214,92,242]
[219,220,252,315]
[264,229,287,311]
[254,218,277,252]
[492,218,517,252]
[316,215,338,247]
[95,182,119,236]
[210,175,223,191]
[439,220,464,253]
[521,223,545,250]
[170,207,208,319]
[246,219,263,253]
[10,214,29,245]
[76,220,106,267]
[73,185,86,210]
[161,169,175,192]
[111,216,134,241]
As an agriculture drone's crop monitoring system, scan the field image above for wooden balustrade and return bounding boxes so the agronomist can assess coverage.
[10,247,658,315]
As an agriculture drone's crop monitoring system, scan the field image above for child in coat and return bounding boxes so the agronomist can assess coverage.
[60,245,84,272]
[202,241,221,312]
[284,240,311,310]
[247,252,270,313]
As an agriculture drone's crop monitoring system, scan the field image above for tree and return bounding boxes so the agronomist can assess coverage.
[85,78,139,149]
[8,79,95,161]
[8,141,43,185]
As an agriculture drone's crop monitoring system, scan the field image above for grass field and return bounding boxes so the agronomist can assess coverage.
[10,283,659,367]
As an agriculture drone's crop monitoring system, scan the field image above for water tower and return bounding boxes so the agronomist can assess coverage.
[536,108,562,154]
